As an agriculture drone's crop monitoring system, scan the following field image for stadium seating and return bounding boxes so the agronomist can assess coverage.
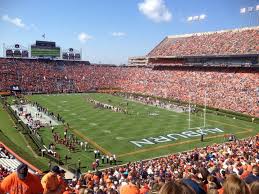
[0,26,258,194]
[0,57,258,117]
[148,26,259,57]
[0,144,21,180]
[0,158,21,172]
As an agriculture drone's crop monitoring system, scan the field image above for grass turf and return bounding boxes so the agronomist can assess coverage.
[19,93,258,171]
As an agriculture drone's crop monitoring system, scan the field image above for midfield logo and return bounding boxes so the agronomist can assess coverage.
[130,128,224,147]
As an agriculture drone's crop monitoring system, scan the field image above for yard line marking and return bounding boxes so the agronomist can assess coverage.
[72,129,112,156]
[118,128,253,157]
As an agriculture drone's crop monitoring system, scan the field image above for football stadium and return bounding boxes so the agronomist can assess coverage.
[0,0,259,193]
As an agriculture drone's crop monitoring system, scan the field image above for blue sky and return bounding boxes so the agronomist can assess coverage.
[0,0,258,64]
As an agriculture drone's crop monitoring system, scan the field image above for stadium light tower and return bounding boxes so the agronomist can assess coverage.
[240,5,259,26]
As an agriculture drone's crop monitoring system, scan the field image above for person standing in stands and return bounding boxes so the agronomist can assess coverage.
[0,163,43,194]
[41,166,62,194]
[57,169,67,193]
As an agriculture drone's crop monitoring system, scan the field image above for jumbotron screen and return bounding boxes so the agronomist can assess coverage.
[31,47,60,58]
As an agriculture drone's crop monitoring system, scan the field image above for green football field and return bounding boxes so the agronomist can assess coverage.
[20,93,258,170]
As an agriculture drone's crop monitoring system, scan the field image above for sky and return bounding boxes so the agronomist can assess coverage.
[0,0,258,64]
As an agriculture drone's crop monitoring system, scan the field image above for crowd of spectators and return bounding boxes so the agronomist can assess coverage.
[0,135,258,193]
[0,145,14,160]
[0,59,79,93]
[0,165,10,182]
[0,58,258,117]
[147,27,259,57]
[66,135,259,194]
[117,66,258,117]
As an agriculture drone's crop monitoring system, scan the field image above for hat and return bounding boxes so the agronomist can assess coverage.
[51,166,60,174]
[17,164,28,180]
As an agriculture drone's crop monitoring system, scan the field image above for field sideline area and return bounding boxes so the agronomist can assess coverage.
[4,92,254,171]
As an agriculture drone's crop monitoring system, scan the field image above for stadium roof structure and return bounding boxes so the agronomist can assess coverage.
[147,26,259,58]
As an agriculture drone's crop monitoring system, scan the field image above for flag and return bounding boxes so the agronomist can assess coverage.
[42,33,45,39]
[256,5,259,11]
[240,8,246,13]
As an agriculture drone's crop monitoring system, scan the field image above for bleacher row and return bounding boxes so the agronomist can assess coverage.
[0,145,18,181]
[148,26,259,57]
[0,143,36,181]
[0,158,21,172]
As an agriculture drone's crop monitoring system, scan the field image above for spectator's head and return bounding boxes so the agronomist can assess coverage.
[17,163,28,180]
[207,175,220,190]
[223,174,250,194]
[51,166,60,174]
[250,180,259,194]
[158,181,194,194]
[252,165,259,176]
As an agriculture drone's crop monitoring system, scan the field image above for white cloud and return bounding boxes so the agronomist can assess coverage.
[187,16,193,22]
[199,14,206,20]
[111,32,126,37]
[193,15,199,21]
[187,14,207,22]
[2,14,26,28]
[78,32,93,43]
[138,0,172,22]
[240,8,246,13]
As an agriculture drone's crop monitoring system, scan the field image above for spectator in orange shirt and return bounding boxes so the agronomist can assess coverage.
[41,166,62,194]
[0,163,43,194]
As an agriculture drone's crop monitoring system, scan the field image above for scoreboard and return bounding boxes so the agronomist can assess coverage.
[31,40,60,58]
[31,47,60,58]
